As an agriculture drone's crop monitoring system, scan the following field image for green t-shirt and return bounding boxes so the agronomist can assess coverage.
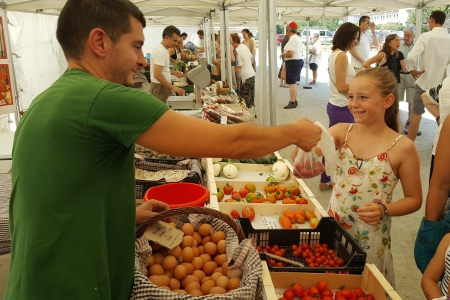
[6,69,169,299]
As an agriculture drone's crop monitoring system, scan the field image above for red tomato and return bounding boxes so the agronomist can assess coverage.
[276,185,287,193]
[335,257,345,266]
[366,294,374,300]
[272,245,279,250]
[317,280,327,292]
[283,289,295,300]
[328,260,336,267]
[301,243,310,250]
[308,286,320,298]
[292,250,300,258]
[322,288,333,296]
[278,298,287,300]
[239,188,249,198]
[341,288,353,299]
[292,283,305,297]
[241,206,255,221]
[231,192,241,200]
[223,183,233,195]
[291,244,298,251]
[274,250,283,257]
[323,296,333,300]
[354,288,365,297]
[357,298,367,300]
[269,260,276,266]
[280,249,286,256]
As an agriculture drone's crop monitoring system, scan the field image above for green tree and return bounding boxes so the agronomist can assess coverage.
[406,5,450,33]
[298,18,340,31]
[380,22,404,31]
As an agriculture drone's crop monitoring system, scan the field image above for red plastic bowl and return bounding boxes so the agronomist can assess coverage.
[143,182,209,208]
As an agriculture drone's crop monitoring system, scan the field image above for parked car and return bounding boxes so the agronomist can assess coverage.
[277,34,285,44]
[301,29,333,45]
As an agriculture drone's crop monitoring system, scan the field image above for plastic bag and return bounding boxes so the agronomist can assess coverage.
[293,149,325,179]
[314,121,337,177]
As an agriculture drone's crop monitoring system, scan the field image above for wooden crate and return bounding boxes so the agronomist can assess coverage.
[262,261,402,300]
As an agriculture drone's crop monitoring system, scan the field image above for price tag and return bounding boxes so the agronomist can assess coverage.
[144,221,184,250]
[220,116,227,125]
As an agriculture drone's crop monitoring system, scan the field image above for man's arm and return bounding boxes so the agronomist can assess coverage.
[153,64,185,96]
[280,50,294,59]
[369,22,378,47]
[349,48,365,64]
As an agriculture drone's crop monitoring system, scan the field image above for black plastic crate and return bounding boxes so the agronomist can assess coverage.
[135,160,203,199]
[238,217,367,274]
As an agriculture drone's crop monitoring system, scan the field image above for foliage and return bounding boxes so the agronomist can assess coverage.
[378,22,405,31]
[406,5,450,33]
[305,18,341,31]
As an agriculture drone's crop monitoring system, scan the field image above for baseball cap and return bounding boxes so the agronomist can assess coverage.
[287,22,298,30]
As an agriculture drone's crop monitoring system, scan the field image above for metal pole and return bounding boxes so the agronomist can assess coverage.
[415,7,423,38]
[219,8,226,80]
[210,10,216,61]
[203,18,210,65]
[303,18,312,89]
[258,0,267,125]
[268,0,278,126]
[224,7,233,90]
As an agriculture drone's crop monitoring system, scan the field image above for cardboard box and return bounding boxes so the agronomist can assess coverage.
[262,261,402,300]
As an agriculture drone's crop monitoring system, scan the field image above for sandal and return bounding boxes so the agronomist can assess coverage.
[319,182,333,191]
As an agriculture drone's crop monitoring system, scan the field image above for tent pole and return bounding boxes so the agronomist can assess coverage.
[203,17,210,65]
[258,0,267,125]
[210,10,216,61]
[415,7,423,38]
[267,0,277,126]
[219,8,226,80]
[303,17,311,89]
[224,7,233,90]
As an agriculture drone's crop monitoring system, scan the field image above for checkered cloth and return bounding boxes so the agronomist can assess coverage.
[0,174,11,256]
[131,214,263,299]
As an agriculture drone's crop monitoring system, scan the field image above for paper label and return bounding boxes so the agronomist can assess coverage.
[220,116,227,125]
[144,221,184,250]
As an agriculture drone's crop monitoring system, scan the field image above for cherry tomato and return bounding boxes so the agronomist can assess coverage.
[354,288,365,297]
[223,183,233,195]
[308,286,320,298]
[367,294,375,300]
[291,244,298,251]
[292,283,305,297]
[341,288,353,299]
[283,289,295,300]
[292,250,300,258]
[316,280,327,292]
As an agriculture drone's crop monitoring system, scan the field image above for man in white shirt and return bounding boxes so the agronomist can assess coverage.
[149,25,186,103]
[406,10,450,141]
[350,16,378,74]
[398,26,417,134]
[309,33,322,84]
[280,22,303,109]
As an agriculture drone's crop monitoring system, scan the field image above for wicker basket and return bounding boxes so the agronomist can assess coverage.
[132,207,263,300]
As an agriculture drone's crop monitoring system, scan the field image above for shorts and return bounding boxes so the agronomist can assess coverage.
[310,63,318,71]
[411,85,426,115]
[285,59,302,84]
[149,82,173,103]
[397,73,415,104]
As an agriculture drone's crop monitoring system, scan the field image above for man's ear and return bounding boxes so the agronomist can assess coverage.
[384,94,395,109]
[88,28,111,58]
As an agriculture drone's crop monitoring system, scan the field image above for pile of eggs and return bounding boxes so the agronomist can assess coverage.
[146,222,242,295]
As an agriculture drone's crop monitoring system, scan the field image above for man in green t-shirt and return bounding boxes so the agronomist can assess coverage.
[6,0,322,299]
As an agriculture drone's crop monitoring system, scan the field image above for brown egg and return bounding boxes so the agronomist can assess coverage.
[222,262,228,275]
[191,257,204,270]
[217,240,226,254]
[181,274,200,288]
[181,247,194,263]
[181,236,195,249]
[192,269,206,282]
[202,261,218,276]
[192,247,200,257]
[210,272,223,282]
[204,242,217,256]
[201,276,211,284]
[170,246,182,259]
[193,232,203,244]
[181,223,195,236]
[148,275,165,287]
[185,281,201,293]
[153,252,164,265]
[200,279,216,295]
[175,289,187,294]
[148,264,165,276]
[213,267,223,274]
[180,262,194,275]
[164,270,173,279]
[209,286,227,295]
[172,265,187,281]
[202,236,212,246]
[149,241,162,252]
[199,253,212,263]
[162,255,178,271]
[193,239,198,247]
[147,255,155,267]
[216,276,229,290]
[211,231,226,244]
[198,245,205,255]
[168,278,181,290]
[228,277,241,290]
[214,254,227,267]
[188,289,203,296]
[159,275,170,287]
[168,222,177,228]
[198,224,213,237]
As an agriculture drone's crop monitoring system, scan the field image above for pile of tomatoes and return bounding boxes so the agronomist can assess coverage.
[280,281,375,300]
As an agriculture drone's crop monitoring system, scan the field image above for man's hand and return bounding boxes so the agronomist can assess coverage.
[293,119,322,152]
[174,71,185,78]
[136,199,171,225]
[370,22,376,31]
[173,86,186,96]
[410,69,425,80]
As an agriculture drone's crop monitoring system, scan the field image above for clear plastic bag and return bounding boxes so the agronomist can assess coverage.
[293,149,325,179]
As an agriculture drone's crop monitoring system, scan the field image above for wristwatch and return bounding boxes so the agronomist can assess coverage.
[379,203,389,220]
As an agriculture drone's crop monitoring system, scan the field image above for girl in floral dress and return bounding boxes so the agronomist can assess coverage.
[292,67,422,286]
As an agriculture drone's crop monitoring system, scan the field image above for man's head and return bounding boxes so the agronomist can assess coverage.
[358,16,371,32]
[197,30,204,40]
[56,0,145,61]
[313,33,319,42]
[430,10,446,30]
[161,25,181,49]
[181,32,188,41]
[403,26,415,46]
[285,22,298,36]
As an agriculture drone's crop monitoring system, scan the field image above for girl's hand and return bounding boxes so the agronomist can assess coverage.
[357,202,384,225]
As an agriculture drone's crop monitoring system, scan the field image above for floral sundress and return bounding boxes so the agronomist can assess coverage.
[327,124,402,287]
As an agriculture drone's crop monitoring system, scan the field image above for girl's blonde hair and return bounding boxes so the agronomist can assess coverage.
[354,68,400,132]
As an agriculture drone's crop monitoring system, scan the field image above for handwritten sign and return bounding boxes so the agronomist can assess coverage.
[144,221,184,250]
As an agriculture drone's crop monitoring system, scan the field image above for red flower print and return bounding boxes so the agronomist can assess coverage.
[349,188,358,194]
[351,205,359,212]
[377,153,387,161]
[380,176,388,183]
[348,167,358,175]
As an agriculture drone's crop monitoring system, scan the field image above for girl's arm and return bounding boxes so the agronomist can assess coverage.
[362,52,384,68]
[399,59,408,73]
[422,233,450,299]
[425,120,450,220]
[334,52,351,94]
[250,39,255,60]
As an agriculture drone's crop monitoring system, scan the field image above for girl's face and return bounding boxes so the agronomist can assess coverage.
[242,31,248,39]
[388,35,401,52]
[348,77,391,123]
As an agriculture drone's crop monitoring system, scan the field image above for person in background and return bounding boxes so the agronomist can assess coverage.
[280,22,302,109]
[169,39,197,70]
[398,26,417,135]
[6,0,322,298]
[242,28,256,71]
[319,22,359,191]
[231,33,255,107]
[180,32,188,42]
[197,29,204,52]
[406,10,450,141]
[133,63,150,94]
[279,30,291,88]
[149,25,186,103]
[350,16,378,74]
[309,33,322,84]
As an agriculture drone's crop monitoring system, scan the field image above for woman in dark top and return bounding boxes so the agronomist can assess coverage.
[363,33,408,83]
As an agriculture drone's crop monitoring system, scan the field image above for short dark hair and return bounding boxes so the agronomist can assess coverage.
[242,28,251,35]
[288,28,297,34]
[359,16,370,26]
[430,10,446,25]
[56,0,145,61]
[162,25,181,39]
[181,32,188,37]
[197,30,204,36]
[332,22,360,51]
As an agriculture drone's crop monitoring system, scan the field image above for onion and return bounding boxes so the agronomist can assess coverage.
[213,162,222,177]
[222,163,239,179]
[272,160,290,181]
